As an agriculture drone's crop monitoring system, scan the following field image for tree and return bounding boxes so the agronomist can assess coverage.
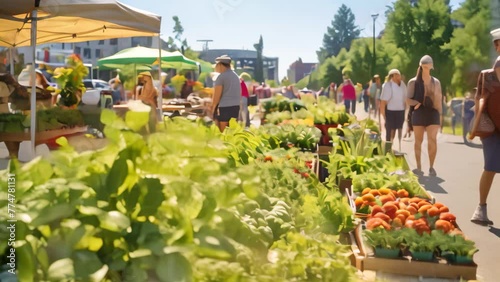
[446,0,491,95]
[254,35,264,83]
[318,4,360,60]
[385,0,454,93]
[165,16,189,54]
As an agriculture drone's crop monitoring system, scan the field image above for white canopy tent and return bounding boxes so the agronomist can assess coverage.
[0,0,162,154]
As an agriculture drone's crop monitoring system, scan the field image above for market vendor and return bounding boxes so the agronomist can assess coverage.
[137,71,158,132]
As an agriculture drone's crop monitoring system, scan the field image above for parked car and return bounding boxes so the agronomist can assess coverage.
[83,79,111,90]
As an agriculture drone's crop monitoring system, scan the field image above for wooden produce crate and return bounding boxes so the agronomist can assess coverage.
[350,226,477,280]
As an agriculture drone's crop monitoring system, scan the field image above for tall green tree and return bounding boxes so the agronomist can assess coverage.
[165,16,189,54]
[445,0,491,95]
[317,4,360,61]
[385,0,454,93]
[254,35,264,83]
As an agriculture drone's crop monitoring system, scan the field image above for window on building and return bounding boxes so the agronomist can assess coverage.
[98,40,105,45]
[74,47,81,55]
[83,48,91,59]
[95,49,101,58]
[110,38,118,45]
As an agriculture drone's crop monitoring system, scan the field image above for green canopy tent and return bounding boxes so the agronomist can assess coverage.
[97,46,200,71]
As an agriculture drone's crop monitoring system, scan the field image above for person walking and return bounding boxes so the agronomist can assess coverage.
[211,55,241,132]
[362,83,370,113]
[470,29,500,225]
[369,75,381,118]
[239,75,250,127]
[341,78,356,114]
[406,55,443,176]
[380,69,407,151]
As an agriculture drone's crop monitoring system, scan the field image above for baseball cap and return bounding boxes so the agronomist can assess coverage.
[419,55,434,69]
[491,28,500,42]
[215,55,232,65]
[388,69,401,76]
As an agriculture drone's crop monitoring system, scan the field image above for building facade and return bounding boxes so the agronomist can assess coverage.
[198,49,279,83]
[287,58,316,84]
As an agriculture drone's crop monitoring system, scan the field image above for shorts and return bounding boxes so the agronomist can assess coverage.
[411,107,440,127]
[482,132,500,173]
[214,105,240,122]
[386,110,405,130]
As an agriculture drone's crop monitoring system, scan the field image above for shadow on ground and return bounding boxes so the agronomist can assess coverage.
[489,226,500,238]
[415,175,447,194]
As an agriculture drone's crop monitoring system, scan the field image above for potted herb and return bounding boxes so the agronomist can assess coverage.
[53,54,88,108]
[364,228,405,259]
[439,233,478,264]
[403,229,443,261]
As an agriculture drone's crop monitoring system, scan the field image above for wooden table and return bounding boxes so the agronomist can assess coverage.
[113,103,206,118]
[0,126,88,158]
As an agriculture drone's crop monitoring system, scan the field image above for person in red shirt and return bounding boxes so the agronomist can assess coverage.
[341,78,356,114]
[239,75,250,127]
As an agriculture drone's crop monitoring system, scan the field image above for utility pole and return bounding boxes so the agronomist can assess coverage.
[197,40,213,51]
[371,13,379,76]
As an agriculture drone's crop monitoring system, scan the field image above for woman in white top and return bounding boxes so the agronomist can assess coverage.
[380,69,407,150]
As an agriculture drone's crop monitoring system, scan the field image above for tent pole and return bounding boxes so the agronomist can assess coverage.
[157,34,162,119]
[30,10,38,156]
[9,48,15,75]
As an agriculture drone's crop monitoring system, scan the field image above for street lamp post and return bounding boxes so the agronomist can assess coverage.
[371,13,379,76]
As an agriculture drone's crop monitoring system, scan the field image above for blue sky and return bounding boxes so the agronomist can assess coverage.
[120,0,462,78]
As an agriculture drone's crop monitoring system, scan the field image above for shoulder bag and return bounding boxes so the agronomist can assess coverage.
[469,72,495,139]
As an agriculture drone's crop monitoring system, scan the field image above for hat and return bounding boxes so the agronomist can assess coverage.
[373,74,380,78]
[491,28,500,42]
[419,55,434,69]
[215,55,232,65]
[388,69,401,76]
[138,71,152,77]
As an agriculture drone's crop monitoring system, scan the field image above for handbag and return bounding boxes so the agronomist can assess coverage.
[469,72,495,139]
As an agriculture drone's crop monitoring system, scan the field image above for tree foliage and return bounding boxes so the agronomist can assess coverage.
[165,16,189,54]
[445,0,491,95]
[254,35,264,83]
[384,0,454,93]
[318,4,360,61]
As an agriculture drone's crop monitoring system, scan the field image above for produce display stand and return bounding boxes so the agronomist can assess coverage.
[0,126,88,158]
[345,153,476,280]
[350,225,477,280]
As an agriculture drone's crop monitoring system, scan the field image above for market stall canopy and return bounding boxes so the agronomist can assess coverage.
[98,46,199,70]
[0,0,161,47]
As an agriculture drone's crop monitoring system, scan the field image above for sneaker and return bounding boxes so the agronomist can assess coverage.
[412,168,424,176]
[471,205,494,225]
[429,167,437,177]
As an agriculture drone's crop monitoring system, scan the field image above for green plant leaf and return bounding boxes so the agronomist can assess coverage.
[47,258,75,281]
[125,110,150,132]
[98,211,130,232]
[16,240,35,282]
[31,204,75,227]
[72,250,104,279]
[155,252,192,282]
